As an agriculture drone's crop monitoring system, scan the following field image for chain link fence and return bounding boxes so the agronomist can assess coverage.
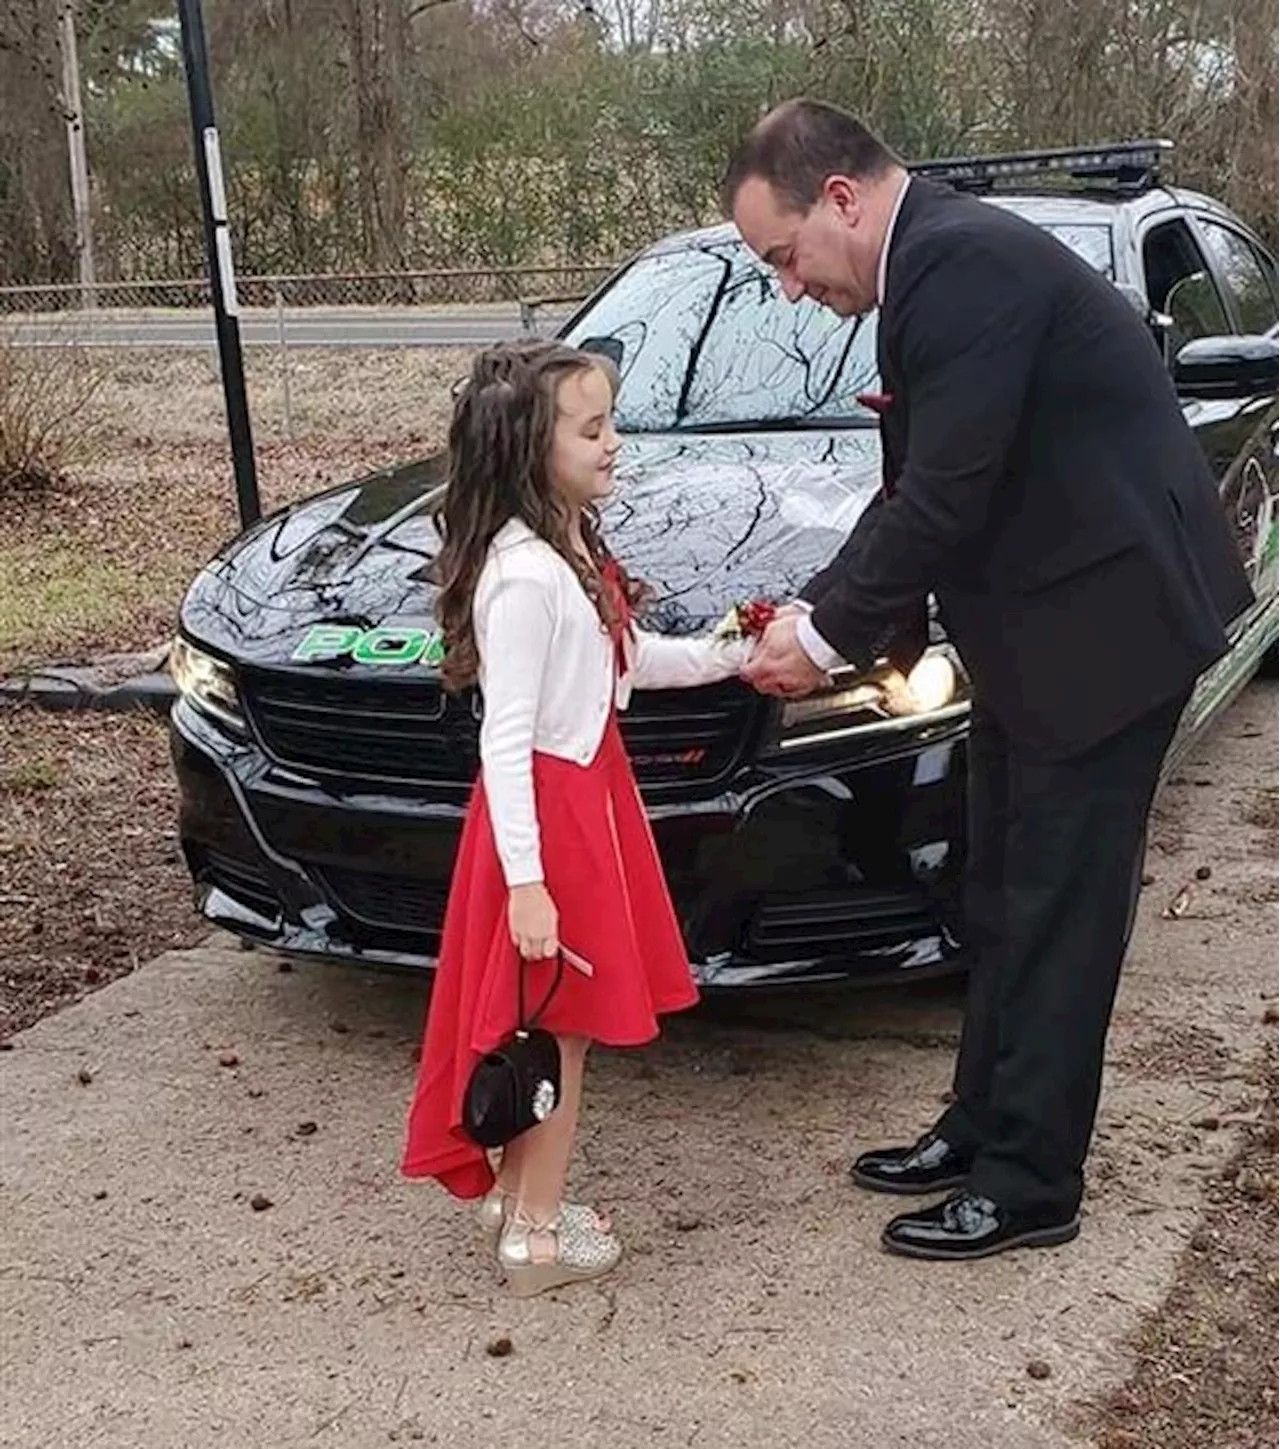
[0,265,622,464]
[0,265,617,317]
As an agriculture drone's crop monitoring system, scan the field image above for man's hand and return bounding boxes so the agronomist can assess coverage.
[741,614,831,698]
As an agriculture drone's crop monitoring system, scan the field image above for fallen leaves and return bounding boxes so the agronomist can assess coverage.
[1092,1037,1278,1449]
[0,709,208,1037]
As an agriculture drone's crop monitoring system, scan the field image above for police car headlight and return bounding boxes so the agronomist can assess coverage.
[776,647,970,751]
[170,636,245,729]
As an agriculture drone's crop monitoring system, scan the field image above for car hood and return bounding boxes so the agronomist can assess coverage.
[182,431,884,668]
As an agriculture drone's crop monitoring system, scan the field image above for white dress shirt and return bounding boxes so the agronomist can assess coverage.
[795,173,912,672]
[474,517,752,886]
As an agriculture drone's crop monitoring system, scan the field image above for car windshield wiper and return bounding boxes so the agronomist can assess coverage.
[663,415,879,434]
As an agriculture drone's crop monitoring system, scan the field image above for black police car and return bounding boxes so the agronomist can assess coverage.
[171,141,1279,987]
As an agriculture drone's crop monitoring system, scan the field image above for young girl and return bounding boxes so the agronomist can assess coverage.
[401,339,755,1297]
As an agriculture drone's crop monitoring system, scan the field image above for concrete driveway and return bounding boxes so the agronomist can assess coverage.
[3,681,1275,1449]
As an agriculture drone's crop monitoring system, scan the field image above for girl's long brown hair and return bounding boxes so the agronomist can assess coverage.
[433,339,644,693]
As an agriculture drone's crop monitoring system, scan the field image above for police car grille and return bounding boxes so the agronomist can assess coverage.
[245,674,478,784]
[243,674,753,787]
[316,866,449,937]
[618,685,754,784]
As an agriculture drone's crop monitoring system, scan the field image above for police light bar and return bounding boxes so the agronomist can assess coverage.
[910,140,1173,194]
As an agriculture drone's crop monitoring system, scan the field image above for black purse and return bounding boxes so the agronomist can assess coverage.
[461,953,564,1149]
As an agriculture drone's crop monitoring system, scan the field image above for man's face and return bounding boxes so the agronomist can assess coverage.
[732,174,876,317]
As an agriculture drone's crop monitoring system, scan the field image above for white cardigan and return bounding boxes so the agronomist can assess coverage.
[473,518,751,886]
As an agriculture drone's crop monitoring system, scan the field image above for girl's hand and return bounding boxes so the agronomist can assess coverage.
[508,883,559,960]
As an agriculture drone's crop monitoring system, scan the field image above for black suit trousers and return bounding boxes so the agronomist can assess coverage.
[937,689,1190,1217]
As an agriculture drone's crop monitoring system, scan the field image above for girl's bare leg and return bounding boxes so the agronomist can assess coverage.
[498,1036,621,1291]
[490,1050,611,1235]
[512,1034,589,1229]
[495,1136,524,1197]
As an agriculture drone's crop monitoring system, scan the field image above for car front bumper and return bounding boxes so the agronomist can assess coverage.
[170,696,971,988]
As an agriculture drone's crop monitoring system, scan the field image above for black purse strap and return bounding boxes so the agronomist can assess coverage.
[516,951,565,1035]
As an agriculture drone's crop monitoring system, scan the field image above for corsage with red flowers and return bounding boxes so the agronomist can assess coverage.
[712,599,778,642]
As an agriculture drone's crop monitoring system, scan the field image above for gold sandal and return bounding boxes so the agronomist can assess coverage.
[475,1187,611,1242]
[497,1209,622,1298]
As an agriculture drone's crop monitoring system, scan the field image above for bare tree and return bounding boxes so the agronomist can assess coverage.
[1,0,1273,280]
[0,1,74,285]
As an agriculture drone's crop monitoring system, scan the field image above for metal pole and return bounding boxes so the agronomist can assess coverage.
[176,0,261,528]
[274,283,294,440]
[58,4,96,309]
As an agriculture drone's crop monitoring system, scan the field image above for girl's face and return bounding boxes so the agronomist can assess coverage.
[548,364,621,510]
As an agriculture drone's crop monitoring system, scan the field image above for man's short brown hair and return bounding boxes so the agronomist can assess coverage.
[721,99,900,215]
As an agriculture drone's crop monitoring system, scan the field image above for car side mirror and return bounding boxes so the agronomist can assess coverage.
[1115,282,1175,358]
[578,335,625,371]
[1173,334,1279,401]
[1115,282,1153,320]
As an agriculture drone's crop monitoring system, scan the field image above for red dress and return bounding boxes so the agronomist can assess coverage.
[401,565,699,1198]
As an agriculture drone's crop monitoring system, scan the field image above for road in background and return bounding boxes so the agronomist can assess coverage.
[2,303,578,349]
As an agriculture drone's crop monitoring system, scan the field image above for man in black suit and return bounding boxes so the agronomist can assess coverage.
[726,100,1255,1260]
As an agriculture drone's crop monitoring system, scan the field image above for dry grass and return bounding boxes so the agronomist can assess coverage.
[0,346,476,673]
[89,346,472,447]
[0,327,105,498]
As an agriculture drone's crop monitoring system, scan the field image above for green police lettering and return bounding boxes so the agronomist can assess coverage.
[352,628,428,664]
[291,625,362,662]
[291,623,445,667]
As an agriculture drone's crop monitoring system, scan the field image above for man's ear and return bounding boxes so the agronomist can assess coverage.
[823,174,861,225]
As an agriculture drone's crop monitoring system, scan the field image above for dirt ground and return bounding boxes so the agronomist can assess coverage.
[1090,1045,1278,1449]
[0,707,208,1037]
[1,685,1275,1448]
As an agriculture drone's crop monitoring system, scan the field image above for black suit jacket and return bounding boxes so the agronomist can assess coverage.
[801,179,1255,759]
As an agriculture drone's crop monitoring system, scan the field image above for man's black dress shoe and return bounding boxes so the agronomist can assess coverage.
[850,1132,972,1195]
[881,1190,1081,1261]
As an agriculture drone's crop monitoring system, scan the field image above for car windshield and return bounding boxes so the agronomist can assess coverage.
[1037,222,1114,276]
[561,217,1116,434]
[561,239,881,433]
